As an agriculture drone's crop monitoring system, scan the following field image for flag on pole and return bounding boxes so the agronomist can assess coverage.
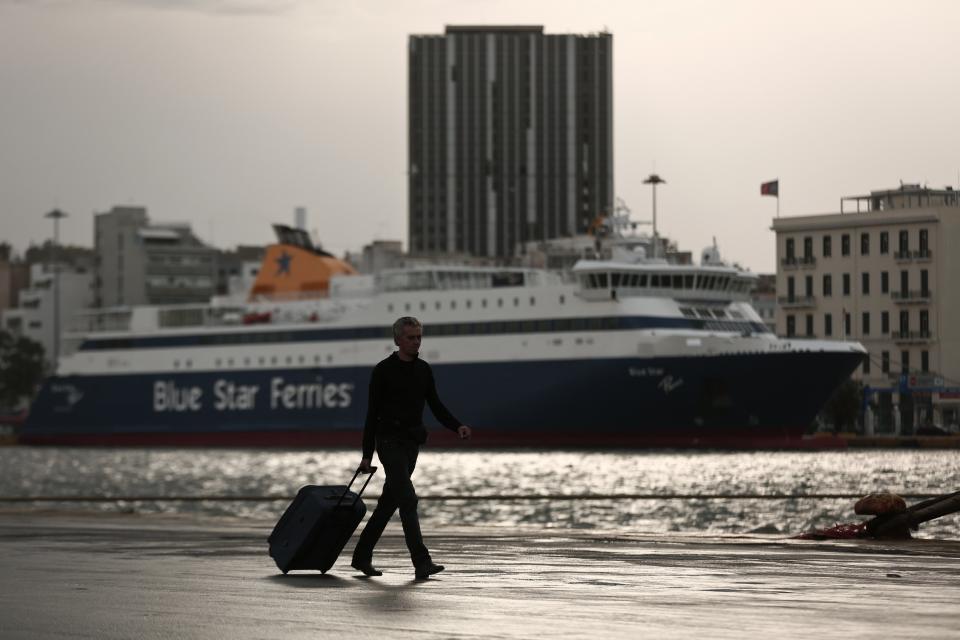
[761,180,779,196]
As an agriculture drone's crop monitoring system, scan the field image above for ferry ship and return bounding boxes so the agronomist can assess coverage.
[21,221,866,447]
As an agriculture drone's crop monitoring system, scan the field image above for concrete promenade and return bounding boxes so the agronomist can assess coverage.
[1,511,959,639]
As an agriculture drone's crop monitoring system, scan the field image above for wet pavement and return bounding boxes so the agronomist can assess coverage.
[1,511,959,639]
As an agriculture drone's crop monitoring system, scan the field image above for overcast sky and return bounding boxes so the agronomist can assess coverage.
[2,0,958,272]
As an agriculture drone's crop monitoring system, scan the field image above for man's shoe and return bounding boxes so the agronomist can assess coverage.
[351,560,383,577]
[414,562,445,580]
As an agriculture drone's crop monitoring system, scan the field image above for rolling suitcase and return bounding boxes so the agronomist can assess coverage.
[268,467,377,574]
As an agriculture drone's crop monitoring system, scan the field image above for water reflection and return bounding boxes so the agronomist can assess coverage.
[1,448,958,537]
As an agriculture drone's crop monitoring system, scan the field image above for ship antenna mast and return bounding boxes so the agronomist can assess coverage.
[642,173,666,259]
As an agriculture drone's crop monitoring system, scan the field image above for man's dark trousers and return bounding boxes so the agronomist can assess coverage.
[353,436,431,567]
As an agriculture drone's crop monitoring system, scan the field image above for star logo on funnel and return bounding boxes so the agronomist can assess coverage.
[275,251,293,276]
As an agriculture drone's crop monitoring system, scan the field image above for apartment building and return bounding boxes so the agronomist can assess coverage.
[771,184,960,434]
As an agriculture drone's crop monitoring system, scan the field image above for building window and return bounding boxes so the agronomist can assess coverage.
[803,236,813,259]
[863,356,871,375]
[881,351,890,373]
[919,229,929,254]
[861,272,870,295]
[842,273,851,296]
[899,310,909,334]
[881,311,889,334]
[898,230,909,254]
[822,274,832,297]
[880,231,889,254]
[844,312,851,337]
[787,276,795,300]
[860,232,870,256]
[805,314,814,337]
[881,271,889,294]
[824,313,833,337]
[900,270,909,296]
[920,269,929,296]
[822,235,832,257]
[785,238,795,259]
[901,350,910,374]
[921,350,929,373]
[841,234,851,256]
[786,315,796,337]
[862,312,870,336]
[920,309,929,336]
[805,275,813,297]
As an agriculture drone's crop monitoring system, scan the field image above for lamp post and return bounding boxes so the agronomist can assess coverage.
[642,174,666,259]
[45,209,67,371]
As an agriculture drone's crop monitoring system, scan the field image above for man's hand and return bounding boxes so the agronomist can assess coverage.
[358,457,373,473]
[457,425,472,440]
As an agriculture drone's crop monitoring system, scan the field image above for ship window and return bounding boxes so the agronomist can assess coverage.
[270,356,277,365]
[173,360,180,368]
[530,296,535,306]
[435,301,441,310]
[684,275,694,288]
[244,358,251,365]
[696,309,713,319]
[712,309,727,319]
[680,307,696,317]
[450,300,456,309]
[559,295,565,304]
[498,298,503,307]
[298,355,304,364]
[513,297,519,306]
[660,275,671,288]
[537,320,551,331]
[611,273,622,287]
[730,310,744,319]
[638,274,648,287]
[404,303,411,311]
[466,299,472,309]
[388,304,394,312]
[259,357,266,365]
[326,355,333,363]
[671,275,681,289]
[227,358,234,366]
[420,302,426,311]
[522,321,536,332]
[650,274,659,287]
[215,358,222,366]
[482,299,488,308]
[285,356,292,364]
[313,355,320,364]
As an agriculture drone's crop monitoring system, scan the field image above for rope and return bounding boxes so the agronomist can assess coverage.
[0,493,944,503]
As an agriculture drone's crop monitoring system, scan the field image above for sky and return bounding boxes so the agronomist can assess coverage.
[2,0,959,273]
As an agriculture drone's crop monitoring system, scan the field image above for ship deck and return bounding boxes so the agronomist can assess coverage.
[1,510,958,639]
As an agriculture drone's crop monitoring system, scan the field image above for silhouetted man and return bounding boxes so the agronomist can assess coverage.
[351,316,472,580]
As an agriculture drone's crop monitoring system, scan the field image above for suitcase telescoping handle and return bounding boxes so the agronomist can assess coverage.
[334,466,378,509]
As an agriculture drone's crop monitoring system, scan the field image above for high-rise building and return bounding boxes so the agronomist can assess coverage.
[409,25,613,259]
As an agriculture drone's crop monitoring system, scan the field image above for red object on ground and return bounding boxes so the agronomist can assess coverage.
[794,522,868,540]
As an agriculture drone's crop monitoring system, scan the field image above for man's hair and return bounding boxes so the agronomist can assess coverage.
[393,316,422,341]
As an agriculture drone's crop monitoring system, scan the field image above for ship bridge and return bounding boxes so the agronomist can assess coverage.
[573,260,758,303]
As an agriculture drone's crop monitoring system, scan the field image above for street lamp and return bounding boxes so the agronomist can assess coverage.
[642,174,666,259]
[44,209,67,371]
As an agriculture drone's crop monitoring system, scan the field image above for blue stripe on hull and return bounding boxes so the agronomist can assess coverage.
[22,350,863,443]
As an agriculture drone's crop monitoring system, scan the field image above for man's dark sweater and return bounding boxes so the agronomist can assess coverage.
[361,353,461,459]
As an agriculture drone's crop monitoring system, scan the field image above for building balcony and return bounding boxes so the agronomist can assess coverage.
[780,256,798,269]
[891,290,932,304]
[894,249,934,262]
[777,295,816,308]
[780,255,816,270]
[890,330,934,344]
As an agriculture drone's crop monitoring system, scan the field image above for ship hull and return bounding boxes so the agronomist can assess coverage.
[21,349,863,448]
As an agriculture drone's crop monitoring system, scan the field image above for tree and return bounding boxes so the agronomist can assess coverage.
[822,378,863,433]
[0,329,47,409]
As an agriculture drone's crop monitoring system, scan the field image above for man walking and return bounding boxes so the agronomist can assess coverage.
[352,317,472,580]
